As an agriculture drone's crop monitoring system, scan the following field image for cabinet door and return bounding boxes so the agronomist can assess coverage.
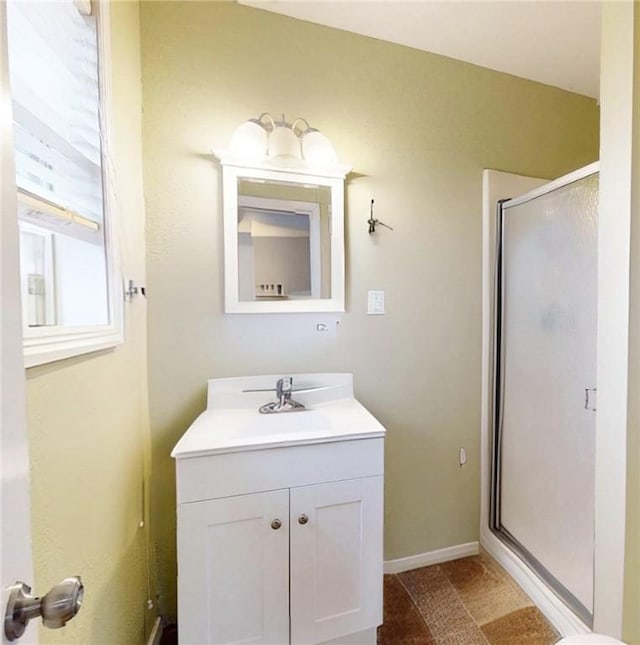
[290,476,383,644]
[177,490,289,645]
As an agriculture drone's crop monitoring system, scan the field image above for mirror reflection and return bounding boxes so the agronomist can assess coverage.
[237,179,332,301]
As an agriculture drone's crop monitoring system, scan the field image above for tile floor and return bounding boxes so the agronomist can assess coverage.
[162,551,560,645]
[378,550,560,645]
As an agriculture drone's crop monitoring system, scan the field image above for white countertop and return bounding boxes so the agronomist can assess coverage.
[171,373,386,459]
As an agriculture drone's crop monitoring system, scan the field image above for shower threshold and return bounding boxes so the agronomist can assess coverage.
[490,524,593,628]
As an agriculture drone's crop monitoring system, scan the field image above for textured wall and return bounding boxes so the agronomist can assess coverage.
[616,3,640,642]
[624,8,640,641]
[594,1,640,638]
[25,3,153,643]
[139,1,599,620]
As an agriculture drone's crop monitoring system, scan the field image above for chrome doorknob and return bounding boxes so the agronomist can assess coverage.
[271,519,282,530]
[298,514,309,525]
[4,576,83,640]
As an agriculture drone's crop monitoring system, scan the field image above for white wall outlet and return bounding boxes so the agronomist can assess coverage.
[367,290,385,315]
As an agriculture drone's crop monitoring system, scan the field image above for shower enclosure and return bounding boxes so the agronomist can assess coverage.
[490,164,599,626]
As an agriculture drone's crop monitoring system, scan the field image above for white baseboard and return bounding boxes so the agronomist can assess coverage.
[320,627,377,644]
[148,617,162,645]
[383,541,480,574]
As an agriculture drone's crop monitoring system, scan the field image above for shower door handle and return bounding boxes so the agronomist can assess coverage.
[584,387,597,412]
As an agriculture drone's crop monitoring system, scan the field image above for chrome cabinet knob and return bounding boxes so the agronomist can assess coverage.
[271,519,282,530]
[298,514,309,525]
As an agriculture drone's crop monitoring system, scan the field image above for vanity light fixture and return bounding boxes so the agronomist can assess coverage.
[293,118,338,167]
[228,113,273,160]
[269,117,301,159]
[228,113,338,168]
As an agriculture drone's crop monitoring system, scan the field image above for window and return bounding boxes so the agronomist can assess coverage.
[6,0,122,367]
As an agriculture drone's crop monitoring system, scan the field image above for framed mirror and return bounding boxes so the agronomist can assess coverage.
[219,161,348,313]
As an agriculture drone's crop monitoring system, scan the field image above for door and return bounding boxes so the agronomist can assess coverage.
[290,477,383,645]
[1,1,37,642]
[492,164,598,624]
[177,490,290,645]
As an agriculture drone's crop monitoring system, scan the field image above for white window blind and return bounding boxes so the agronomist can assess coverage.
[7,0,105,235]
[6,0,119,350]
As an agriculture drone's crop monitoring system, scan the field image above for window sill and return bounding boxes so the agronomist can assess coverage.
[24,325,124,368]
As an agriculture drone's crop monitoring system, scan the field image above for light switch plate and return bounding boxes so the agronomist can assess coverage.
[367,290,385,315]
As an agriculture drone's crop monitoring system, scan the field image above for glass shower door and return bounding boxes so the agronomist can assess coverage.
[492,167,598,624]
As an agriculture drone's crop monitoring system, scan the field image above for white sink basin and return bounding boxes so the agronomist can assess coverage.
[171,373,386,458]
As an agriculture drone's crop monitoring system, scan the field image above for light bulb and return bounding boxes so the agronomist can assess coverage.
[229,120,268,160]
[301,130,337,167]
[268,124,302,159]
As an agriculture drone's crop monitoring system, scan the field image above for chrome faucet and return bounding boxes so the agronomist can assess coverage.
[260,377,306,414]
[243,376,310,414]
[275,376,293,406]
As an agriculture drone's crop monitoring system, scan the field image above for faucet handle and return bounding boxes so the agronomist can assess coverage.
[276,377,293,399]
[279,377,292,392]
[244,381,331,394]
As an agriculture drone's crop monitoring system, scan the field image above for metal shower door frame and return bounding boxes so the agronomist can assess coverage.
[489,161,599,628]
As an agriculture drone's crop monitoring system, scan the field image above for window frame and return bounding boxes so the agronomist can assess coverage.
[15,0,124,368]
[18,220,56,328]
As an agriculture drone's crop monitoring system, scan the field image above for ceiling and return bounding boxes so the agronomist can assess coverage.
[240,1,602,99]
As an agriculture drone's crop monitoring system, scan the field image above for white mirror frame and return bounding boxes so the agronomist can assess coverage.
[216,154,350,314]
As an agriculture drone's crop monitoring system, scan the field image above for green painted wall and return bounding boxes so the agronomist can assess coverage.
[596,1,640,638]
[139,1,599,619]
[26,3,153,643]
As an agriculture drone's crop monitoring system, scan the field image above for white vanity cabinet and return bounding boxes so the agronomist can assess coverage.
[289,477,383,644]
[178,489,290,645]
[172,374,386,645]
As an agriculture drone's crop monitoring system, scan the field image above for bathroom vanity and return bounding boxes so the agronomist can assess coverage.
[172,373,386,645]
